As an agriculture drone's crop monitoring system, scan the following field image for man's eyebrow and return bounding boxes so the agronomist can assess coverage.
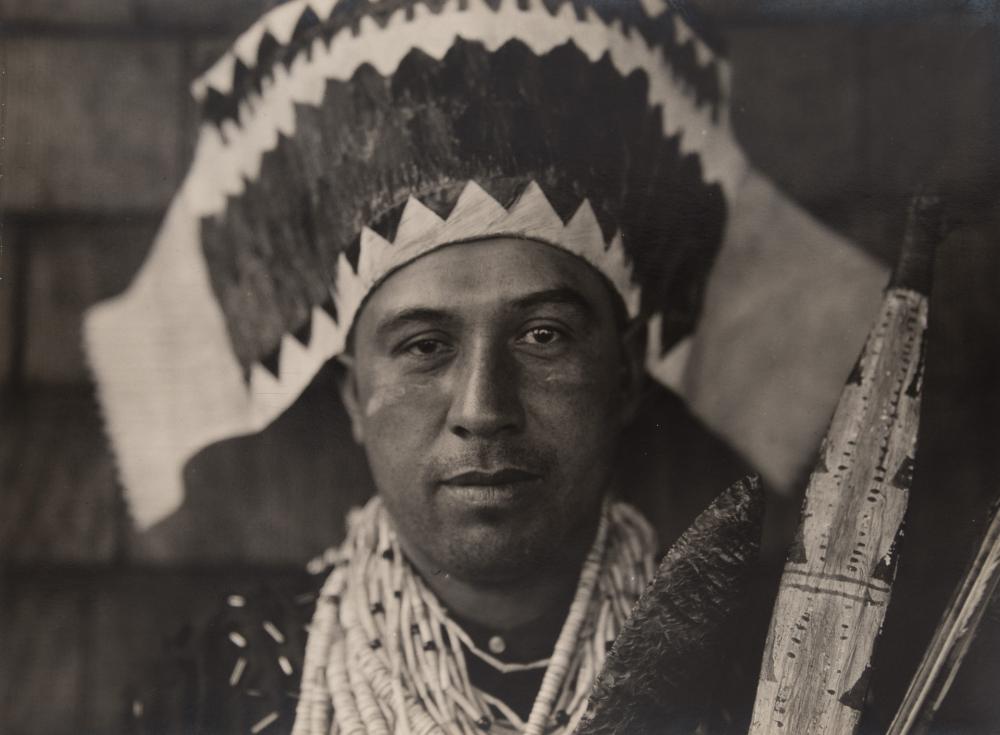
[509,287,596,318]
[373,307,456,341]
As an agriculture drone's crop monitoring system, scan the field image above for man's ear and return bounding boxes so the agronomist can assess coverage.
[619,318,648,426]
[335,354,366,445]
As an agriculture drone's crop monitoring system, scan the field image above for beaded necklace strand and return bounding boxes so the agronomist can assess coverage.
[292,497,657,735]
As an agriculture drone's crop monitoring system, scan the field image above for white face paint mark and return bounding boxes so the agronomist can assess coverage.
[365,383,409,417]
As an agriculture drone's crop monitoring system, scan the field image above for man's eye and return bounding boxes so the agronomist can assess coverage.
[405,339,448,356]
[519,327,562,346]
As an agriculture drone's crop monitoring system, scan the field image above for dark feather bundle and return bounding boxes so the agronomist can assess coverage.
[577,475,764,735]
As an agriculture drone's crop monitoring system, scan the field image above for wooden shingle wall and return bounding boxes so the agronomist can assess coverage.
[1,3,999,733]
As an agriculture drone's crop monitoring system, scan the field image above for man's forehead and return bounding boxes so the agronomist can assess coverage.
[357,238,617,322]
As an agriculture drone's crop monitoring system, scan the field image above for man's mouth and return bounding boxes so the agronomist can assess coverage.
[441,468,541,486]
[438,468,543,511]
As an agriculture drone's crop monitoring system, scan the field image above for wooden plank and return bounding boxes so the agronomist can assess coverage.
[860,23,997,199]
[21,219,157,384]
[0,572,90,735]
[0,0,132,25]
[3,37,183,212]
[727,25,865,203]
[0,388,121,563]
[134,0,269,32]
[0,224,20,390]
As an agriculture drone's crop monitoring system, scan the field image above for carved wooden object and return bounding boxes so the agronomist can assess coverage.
[749,197,944,734]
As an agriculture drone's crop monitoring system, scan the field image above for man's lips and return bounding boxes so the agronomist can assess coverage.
[440,468,541,486]
[438,468,542,511]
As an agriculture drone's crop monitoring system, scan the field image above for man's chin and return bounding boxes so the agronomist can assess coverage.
[442,523,556,585]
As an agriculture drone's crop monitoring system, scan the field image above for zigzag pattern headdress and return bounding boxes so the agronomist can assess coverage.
[85,0,750,527]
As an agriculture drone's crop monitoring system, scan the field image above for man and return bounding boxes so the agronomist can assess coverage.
[296,235,659,734]
[128,226,758,735]
[88,1,768,733]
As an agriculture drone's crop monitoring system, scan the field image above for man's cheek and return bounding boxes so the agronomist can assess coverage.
[535,360,594,389]
[524,364,619,420]
[526,347,619,390]
[363,382,407,417]
[362,374,443,420]
[361,377,446,477]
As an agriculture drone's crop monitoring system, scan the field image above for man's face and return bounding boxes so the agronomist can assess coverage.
[340,238,640,584]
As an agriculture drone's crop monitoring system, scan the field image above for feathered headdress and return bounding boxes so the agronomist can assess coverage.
[85,0,753,527]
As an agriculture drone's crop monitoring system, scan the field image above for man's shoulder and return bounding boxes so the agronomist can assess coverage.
[128,561,335,735]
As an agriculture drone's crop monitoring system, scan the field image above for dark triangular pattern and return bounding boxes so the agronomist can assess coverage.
[231,58,253,100]
[872,530,903,583]
[294,4,322,38]
[905,335,926,398]
[660,25,722,118]
[671,2,728,57]
[369,0,407,28]
[204,87,240,129]
[260,346,282,378]
[256,33,282,84]
[543,181,594,226]
[414,184,466,222]
[487,177,536,212]
[440,179,529,220]
[891,456,916,490]
[319,297,339,324]
[838,664,873,711]
[367,201,407,245]
[845,356,865,386]
[250,37,281,99]
[787,523,807,564]
[585,0,646,40]
[567,0,588,22]
[292,314,313,347]
[362,176,588,256]
[342,232,364,273]
[655,309,692,357]
[202,32,726,370]
[199,0,724,128]
[814,449,830,475]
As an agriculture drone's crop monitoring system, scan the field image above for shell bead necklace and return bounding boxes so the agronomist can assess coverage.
[293,497,657,735]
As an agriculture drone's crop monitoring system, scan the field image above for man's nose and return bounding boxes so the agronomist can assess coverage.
[447,342,524,439]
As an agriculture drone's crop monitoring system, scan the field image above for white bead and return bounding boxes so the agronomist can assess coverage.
[488,635,506,655]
